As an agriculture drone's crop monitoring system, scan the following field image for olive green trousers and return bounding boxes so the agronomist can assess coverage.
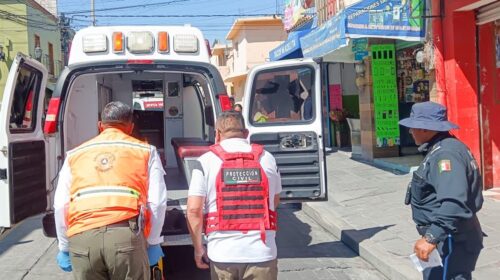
[68,220,150,280]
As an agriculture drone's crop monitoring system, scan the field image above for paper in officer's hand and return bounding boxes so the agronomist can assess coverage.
[409,249,443,272]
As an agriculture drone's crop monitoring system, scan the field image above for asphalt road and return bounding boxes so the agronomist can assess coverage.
[0,206,386,280]
[165,206,386,280]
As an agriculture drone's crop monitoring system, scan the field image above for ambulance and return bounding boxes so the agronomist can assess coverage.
[0,25,327,245]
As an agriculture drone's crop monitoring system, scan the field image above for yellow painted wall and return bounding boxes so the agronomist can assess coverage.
[27,3,61,79]
[0,0,61,100]
[0,1,29,100]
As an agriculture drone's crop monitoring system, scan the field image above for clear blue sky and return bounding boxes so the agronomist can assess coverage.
[58,0,284,44]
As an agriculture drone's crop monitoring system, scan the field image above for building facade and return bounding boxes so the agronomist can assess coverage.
[289,0,499,190]
[0,0,62,99]
[224,17,287,102]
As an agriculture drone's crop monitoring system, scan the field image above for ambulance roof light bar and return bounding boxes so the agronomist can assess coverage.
[82,34,108,53]
[173,34,198,53]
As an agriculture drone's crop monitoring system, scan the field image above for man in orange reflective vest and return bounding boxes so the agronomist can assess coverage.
[53,101,167,279]
[187,111,282,280]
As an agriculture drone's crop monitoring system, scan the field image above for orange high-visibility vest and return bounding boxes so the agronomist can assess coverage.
[66,128,151,238]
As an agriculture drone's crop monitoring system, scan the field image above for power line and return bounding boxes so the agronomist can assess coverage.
[72,13,283,18]
[63,0,189,15]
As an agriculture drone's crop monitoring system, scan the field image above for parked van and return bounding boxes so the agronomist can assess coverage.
[0,26,327,245]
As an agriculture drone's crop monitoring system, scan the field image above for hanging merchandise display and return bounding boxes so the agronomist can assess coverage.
[371,44,400,148]
[396,46,430,103]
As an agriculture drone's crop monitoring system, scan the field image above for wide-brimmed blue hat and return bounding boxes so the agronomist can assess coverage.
[399,101,459,131]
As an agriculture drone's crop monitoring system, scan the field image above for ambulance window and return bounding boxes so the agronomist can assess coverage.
[9,65,42,132]
[250,67,314,124]
[132,80,164,111]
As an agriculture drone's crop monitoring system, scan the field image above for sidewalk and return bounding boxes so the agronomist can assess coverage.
[304,151,500,280]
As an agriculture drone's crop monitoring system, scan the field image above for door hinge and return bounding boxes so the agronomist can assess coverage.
[0,146,7,156]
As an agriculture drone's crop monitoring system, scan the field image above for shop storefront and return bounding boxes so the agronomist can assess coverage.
[300,0,428,160]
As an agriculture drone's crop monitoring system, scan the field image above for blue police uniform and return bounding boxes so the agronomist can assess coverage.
[400,102,484,280]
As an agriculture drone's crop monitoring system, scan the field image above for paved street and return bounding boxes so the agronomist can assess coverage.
[303,150,500,280]
[0,207,385,280]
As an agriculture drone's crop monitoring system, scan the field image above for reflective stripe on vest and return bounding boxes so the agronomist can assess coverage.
[204,143,277,243]
[66,128,151,238]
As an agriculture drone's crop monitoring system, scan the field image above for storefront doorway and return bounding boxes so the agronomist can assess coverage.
[396,42,431,155]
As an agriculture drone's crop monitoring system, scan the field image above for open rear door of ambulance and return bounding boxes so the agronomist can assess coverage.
[243,59,327,202]
[0,54,49,230]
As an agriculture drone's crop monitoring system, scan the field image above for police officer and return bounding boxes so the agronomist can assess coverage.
[399,101,483,280]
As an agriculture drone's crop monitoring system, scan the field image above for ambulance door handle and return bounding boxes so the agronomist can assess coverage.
[0,168,6,180]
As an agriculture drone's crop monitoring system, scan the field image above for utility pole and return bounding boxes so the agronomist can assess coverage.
[91,0,96,26]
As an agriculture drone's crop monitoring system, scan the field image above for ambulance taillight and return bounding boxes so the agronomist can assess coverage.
[217,94,232,111]
[44,97,61,134]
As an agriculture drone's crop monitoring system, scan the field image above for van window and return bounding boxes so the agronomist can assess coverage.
[249,67,314,124]
[131,80,165,148]
[9,65,42,132]
[132,80,164,111]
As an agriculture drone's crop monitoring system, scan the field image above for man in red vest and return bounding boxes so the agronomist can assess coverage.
[187,111,282,280]
[53,101,167,279]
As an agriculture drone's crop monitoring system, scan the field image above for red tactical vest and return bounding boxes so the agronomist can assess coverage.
[204,144,277,243]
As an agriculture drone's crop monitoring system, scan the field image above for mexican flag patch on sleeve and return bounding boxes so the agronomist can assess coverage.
[438,160,452,173]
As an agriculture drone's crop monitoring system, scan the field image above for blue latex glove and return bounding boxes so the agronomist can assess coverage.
[147,244,164,266]
[56,251,72,272]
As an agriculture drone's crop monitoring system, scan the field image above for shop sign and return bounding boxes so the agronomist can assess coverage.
[345,0,425,41]
[300,11,348,58]
[371,44,400,147]
[352,38,368,52]
[352,38,369,61]
[354,50,369,61]
[270,36,300,61]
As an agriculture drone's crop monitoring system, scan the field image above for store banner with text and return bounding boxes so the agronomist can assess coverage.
[345,0,425,41]
[300,11,348,58]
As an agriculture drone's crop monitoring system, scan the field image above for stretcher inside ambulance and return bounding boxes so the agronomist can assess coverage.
[0,26,327,246]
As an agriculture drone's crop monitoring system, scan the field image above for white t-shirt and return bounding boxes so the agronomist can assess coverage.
[188,138,282,263]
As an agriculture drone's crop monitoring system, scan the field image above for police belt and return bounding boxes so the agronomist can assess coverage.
[416,215,480,242]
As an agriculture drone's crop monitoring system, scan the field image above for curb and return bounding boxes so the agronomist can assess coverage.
[302,203,420,280]
[372,158,415,174]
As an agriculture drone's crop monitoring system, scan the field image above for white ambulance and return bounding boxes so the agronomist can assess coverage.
[0,26,327,245]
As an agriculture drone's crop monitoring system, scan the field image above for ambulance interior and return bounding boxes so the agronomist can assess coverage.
[62,70,215,207]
